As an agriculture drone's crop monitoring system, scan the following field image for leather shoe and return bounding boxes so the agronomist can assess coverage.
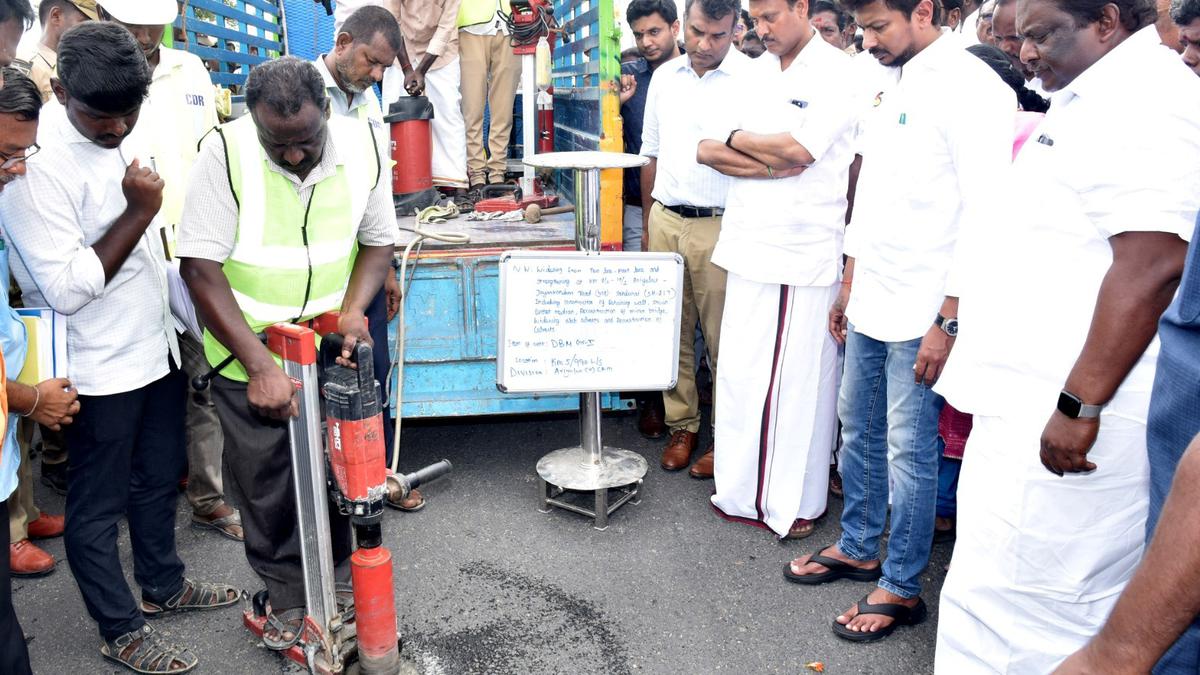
[637,398,666,439]
[40,461,67,496]
[10,539,55,578]
[660,430,697,471]
[688,448,715,479]
[27,513,64,540]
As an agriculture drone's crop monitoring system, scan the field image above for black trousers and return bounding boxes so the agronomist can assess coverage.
[211,376,352,612]
[366,287,397,462]
[63,368,188,641]
[1,497,33,675]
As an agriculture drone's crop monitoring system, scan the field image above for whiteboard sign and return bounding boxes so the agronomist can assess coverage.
[497,250,684,394]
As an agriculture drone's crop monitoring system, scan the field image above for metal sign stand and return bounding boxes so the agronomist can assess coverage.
[523,151,651,530]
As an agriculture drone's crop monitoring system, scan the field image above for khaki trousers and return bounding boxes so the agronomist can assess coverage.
[459,30,521,185]
[7,423,39,542]
[180,331,226,516]
[647,202,726,433]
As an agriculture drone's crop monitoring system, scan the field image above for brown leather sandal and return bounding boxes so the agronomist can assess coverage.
[100,624,197,674]
[141,578,239,617]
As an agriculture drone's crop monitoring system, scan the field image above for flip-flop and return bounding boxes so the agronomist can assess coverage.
[263,607,305,651]
[783,552,883,585]
[832,595,928,642]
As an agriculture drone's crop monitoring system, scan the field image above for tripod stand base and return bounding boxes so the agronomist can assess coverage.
[536,447,648,530]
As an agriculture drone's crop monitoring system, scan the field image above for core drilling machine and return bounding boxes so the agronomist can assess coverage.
[194,313,451,674]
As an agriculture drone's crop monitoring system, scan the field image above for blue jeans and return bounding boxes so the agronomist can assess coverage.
[936,451,960,519]
[836,327,944,599]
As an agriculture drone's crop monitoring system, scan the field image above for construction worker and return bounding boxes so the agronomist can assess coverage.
[178,56,395,651]
[13,0,95,102]
[458,0,520,196]
[96,0,242,542]
[0,22,238,674]
[316,6,422,511]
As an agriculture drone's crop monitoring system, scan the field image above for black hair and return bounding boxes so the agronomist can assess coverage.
[966,43,1050,112]
[57,22,150,114]
[1171,0,1200,25]
[840,0,925,18]
[38,0,80,25]
[684,0,743,29]
[1057,0,1157,30]
[740,8,753,25]
[340,5,403,53]
[0,0,33,30]
[0,67,41,120]
[628,0,679,25]
[743,29,763,41]
[245,55,328,116]
[810,0,851,29]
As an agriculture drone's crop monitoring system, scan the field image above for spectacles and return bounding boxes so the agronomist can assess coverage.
[0,144,39,170]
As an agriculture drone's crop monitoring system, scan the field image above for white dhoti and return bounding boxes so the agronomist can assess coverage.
[935,395,1150,674]
[710,273,840,537]
[383,58,469,189]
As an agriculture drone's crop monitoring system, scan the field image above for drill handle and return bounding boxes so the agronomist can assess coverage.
[403,460,453,492]
[317,333,376,384]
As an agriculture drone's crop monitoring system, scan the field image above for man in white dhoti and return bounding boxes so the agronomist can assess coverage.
[335,0,469,193]
[782,0,1013,645]
[933,0,1200,668]
[696,0,861,540]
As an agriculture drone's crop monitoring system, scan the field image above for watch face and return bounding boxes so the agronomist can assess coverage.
[944,319,958,337]
[1057,392,1082,418]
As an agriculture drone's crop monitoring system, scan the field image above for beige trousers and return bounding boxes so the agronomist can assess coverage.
[8,422,39,542]
[180,331,226,516]
[459,31,521,185]
[647,202,727,433]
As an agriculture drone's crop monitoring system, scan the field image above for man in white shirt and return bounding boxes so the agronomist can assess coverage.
[696,0,859,541]
[783,0,1013,644]
[0,22,237,673]
[640,0,748,478]
[316,7,423,512]
[97,0,243,544]
[933,0,1200,668]
[992,0,1049,94]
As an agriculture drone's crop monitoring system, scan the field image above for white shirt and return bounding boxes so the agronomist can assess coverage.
[843,34,1014,342]
[937,26,1200,418]
[959,9,981,46]
[641,49,750,209]
[0,102,179,396]
[707,38,864,287]
[461,0,509,35]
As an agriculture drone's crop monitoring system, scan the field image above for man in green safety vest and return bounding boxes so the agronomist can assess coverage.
[177,56,396,650]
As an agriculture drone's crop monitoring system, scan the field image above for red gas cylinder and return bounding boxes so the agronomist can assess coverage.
[384,96,439,213]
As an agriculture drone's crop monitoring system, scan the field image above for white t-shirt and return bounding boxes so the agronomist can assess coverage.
[937,26,1200,418]
[843,34,1014,343]
[706,38,866,287]
[641,50,751,209]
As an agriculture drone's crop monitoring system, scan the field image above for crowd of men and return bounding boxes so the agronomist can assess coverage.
[0,0,429,672]
[619,0,1200,671]
[0,0,1198,672]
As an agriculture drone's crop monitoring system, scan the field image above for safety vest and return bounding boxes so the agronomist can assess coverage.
[202,114,380,381]
[457,0,511,28]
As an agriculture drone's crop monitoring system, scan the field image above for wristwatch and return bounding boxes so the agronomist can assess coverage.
[1057,390,1104,419]
[934,313,958,337]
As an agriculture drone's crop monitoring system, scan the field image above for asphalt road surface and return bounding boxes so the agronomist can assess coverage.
[14,410,949,674]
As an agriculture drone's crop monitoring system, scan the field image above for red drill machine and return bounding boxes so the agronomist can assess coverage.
[473,0,562,213]
[196,314,450,674]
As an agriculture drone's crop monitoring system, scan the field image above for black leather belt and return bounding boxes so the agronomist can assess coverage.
[660,203,724,219]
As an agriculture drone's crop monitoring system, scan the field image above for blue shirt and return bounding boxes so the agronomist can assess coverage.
[0,235,28,501]
[621,57,654,207]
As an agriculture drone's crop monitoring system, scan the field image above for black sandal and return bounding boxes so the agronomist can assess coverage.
[263,607,305,651]
[783,551,883,585]
[100,624,198,674]
[141,577,239,617]
[831,595,928,642]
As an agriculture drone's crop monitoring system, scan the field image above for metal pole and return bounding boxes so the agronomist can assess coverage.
[521,54,536,196]
[574,166,604,467]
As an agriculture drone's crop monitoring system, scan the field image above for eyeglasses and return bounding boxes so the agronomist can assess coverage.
[0,144,39,170]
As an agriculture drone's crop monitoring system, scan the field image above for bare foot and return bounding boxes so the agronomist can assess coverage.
[835,587,920,634]
[788,545,880,578]
[935,516,955,532]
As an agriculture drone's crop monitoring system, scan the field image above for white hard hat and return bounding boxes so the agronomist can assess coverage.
[97,0,177,25]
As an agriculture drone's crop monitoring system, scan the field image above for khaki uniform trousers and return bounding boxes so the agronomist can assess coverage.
[459,30,521,185]
[7,423,38,543]
[647,201,726,433]
[179,331,226,516]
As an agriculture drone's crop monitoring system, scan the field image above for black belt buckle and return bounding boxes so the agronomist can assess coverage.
[663,203,723,219]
